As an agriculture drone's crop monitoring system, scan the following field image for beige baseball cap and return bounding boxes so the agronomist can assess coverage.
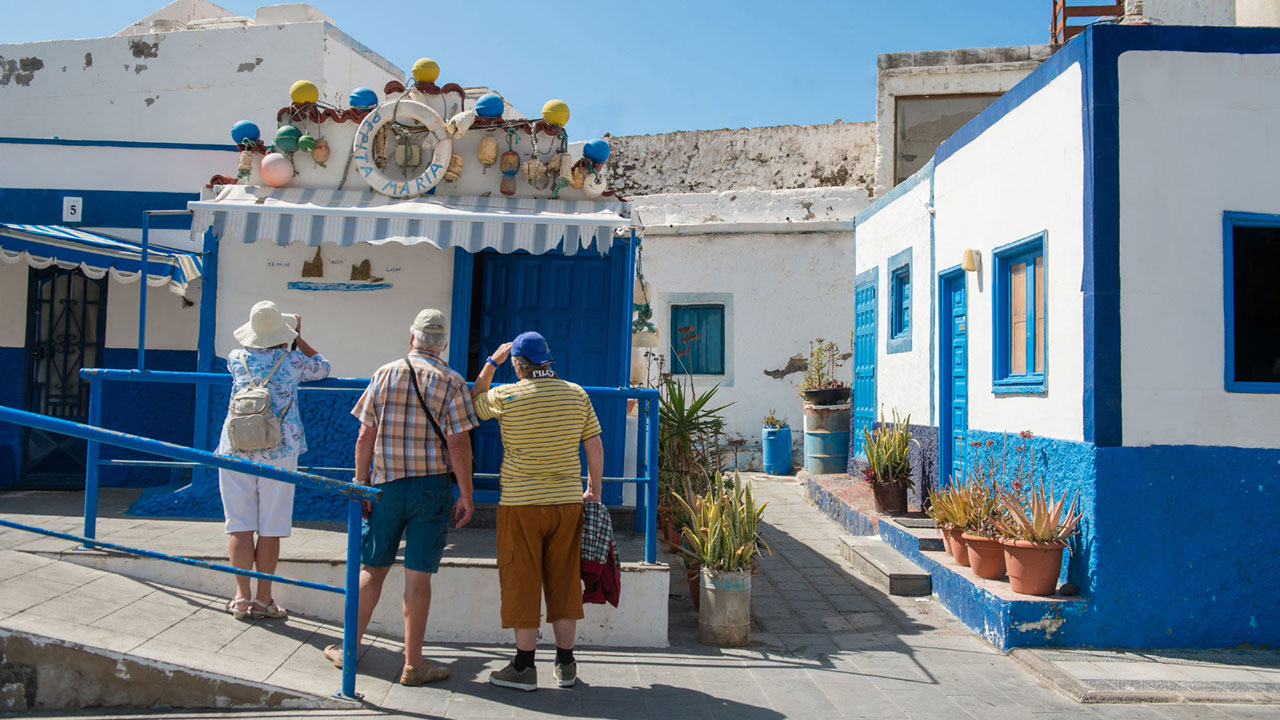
[412,308,447,335]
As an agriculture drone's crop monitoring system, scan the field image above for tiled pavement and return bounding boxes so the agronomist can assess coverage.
[2,476,1279,718]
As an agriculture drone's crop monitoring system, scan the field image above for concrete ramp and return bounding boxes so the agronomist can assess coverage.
[0,550,347,711]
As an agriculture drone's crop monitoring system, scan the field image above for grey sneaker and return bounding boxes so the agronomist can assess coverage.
[554,661,577,688]
[489,662,537,692]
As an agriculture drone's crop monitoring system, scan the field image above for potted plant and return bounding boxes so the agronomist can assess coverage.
[674,471,769,647]
[925,480,969,561]
[960,476,1007,580]
[860,408,916,514]
[998,479,1081,595]
[761,408,792,475]
[798,336,850,406]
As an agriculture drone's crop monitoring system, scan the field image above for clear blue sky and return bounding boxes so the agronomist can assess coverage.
[2,1,1047,140]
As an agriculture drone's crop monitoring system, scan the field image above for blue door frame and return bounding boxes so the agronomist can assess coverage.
[852,268,878,457]
[938,267,967,487]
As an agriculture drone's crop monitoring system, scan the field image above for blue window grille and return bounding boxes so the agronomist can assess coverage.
[992,233,1046,393]
[1223,212,1280,393]
[670,304,725,375]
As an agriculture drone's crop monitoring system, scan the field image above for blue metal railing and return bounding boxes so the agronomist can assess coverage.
[77,368,662,563]
[0,404,377,701]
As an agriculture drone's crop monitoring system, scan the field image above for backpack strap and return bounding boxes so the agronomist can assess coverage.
[242,351,289,389]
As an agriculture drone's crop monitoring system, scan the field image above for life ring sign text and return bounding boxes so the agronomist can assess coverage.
[352,99,454,198]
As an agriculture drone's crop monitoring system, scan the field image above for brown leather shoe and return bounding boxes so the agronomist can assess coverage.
[400,660,450,686]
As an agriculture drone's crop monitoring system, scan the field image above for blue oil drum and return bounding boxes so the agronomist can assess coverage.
[762,425,793,475]
[803,402,850,475]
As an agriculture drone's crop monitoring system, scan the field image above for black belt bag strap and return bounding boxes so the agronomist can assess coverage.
[404,357,458,485]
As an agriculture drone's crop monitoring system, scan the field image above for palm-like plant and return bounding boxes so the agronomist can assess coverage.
[861,408,916,489]
[658,377,730,508]
[673,471,770,572]
[999,480,1082,543]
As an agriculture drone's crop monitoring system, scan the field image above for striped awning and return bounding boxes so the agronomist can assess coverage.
[0,223,203,295]
[189,185,633,256]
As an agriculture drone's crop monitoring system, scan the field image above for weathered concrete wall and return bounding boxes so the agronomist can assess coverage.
[609,122,876,197]
[876,45,1056,194]
[1126,0,1236,24]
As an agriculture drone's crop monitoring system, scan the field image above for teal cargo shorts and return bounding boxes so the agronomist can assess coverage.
[361,474,451,573]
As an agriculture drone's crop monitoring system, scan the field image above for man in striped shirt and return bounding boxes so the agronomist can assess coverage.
[471,331,603,691]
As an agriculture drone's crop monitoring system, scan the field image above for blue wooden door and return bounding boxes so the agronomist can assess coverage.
[472,250,622,502]
[852,276,877,456]
[939,271,967,487]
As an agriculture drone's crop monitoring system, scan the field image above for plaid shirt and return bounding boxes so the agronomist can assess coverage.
[350,350,479,485]
[581,500,614,564]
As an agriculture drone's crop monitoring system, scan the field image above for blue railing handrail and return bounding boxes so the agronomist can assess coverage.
[0,404,369,700]
[0,406,379,501]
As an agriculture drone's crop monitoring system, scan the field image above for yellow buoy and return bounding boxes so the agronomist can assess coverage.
[542,99,570,127]
[412,58,440,83]
[289,79,319,104]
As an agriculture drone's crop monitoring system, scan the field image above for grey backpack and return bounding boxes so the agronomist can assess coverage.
[225,352,292,452]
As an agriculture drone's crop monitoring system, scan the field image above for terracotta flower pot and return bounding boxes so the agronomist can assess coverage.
[871,483,908,514]
[940,526,955,557]
[946,527,970,566]
[961,534,1007,579]
[1002,539,1066,596]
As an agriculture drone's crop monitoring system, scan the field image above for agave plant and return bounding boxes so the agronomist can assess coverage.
[998,479,1082,543]
[673,471,771,572]
[861,408,916,489]
[925,480,969,529]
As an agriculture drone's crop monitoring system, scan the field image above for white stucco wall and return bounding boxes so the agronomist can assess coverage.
[852,176,934,424]
[1128,0,1237,24]
[0,263,28,347]
[933,63,1085,442]
[215,240,454,377]
[103,281,200,351]
[1118,50,1280,448]
[1236,0,1280,25]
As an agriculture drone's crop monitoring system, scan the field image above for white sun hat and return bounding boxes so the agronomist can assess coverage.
[233,300,298,349]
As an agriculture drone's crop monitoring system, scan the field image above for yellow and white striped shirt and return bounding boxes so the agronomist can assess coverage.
[473,377,602,506]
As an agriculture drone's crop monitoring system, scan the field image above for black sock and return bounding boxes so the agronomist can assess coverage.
[514,648,535,671]
[556,647,575,666]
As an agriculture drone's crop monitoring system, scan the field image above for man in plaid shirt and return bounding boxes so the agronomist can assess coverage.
[322,308,478,686]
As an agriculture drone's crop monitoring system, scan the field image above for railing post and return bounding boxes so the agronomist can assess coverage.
[82,377,103,547]
[646,395,659,564]
[634,396,649,535]
[339,497,362,700]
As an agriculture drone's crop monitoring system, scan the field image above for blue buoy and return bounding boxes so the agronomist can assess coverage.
[475,93,504,118]
[348,87,378,110]
[230,120,260,144]
[583,138,610,163]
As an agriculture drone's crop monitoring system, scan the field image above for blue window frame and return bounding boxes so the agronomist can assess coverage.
[992,233,1046,393]
[887,248,912,355]
[1223,212,1280,393]
[670,304,725,375]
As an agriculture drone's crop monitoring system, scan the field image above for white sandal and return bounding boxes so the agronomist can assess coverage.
[226,597,251,620]
[251,599,287,620]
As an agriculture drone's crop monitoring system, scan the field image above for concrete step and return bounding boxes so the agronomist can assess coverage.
[0,550,345,711]
[838,535,931,597]
[881,517,946,552]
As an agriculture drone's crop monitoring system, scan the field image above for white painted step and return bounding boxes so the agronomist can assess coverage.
[839,535,931,597]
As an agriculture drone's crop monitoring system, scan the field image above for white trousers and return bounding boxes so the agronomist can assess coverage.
[219,455,298,537]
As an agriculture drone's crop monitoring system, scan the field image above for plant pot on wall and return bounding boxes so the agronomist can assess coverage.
[698,568,751,647]
[1002,540,1066,596]
[947,528,970,566]
[962,534,1007,579]
[871,483,908,514]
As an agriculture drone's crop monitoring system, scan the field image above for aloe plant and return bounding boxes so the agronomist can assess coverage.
[861,408,916,489]
[999,480,1082,543]
[925,481,969,529]
[673,471,770,572]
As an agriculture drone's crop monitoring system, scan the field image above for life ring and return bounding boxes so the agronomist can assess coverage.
[351,98,453,198]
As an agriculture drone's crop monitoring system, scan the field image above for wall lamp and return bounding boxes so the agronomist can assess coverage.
[961,249,981,273]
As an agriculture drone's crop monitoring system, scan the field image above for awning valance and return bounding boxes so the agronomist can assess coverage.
[189,185,633,256]
[0,224,203,295]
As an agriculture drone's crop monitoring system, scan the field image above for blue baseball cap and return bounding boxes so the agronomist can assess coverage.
[511,331,553,365]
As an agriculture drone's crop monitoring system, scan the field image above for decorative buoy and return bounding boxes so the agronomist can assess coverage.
[349,87,378,110]
[411,57,440,83]
[259,153,293,187]
[478,136,497,173]
[311,138,331,166]
[583,138,610,163]
[446,109,476,138]
[351,98,454,197]
[444,153,464,182]
[231,120,260,145]
[274,125,301,153]
[542,99,570,127]
[298,134,317,153]
[475,93,504,118]
[289,80,319,104]
[583,167,607,197]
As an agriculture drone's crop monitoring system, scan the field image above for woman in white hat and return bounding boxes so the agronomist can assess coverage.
[216,300,330,620]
